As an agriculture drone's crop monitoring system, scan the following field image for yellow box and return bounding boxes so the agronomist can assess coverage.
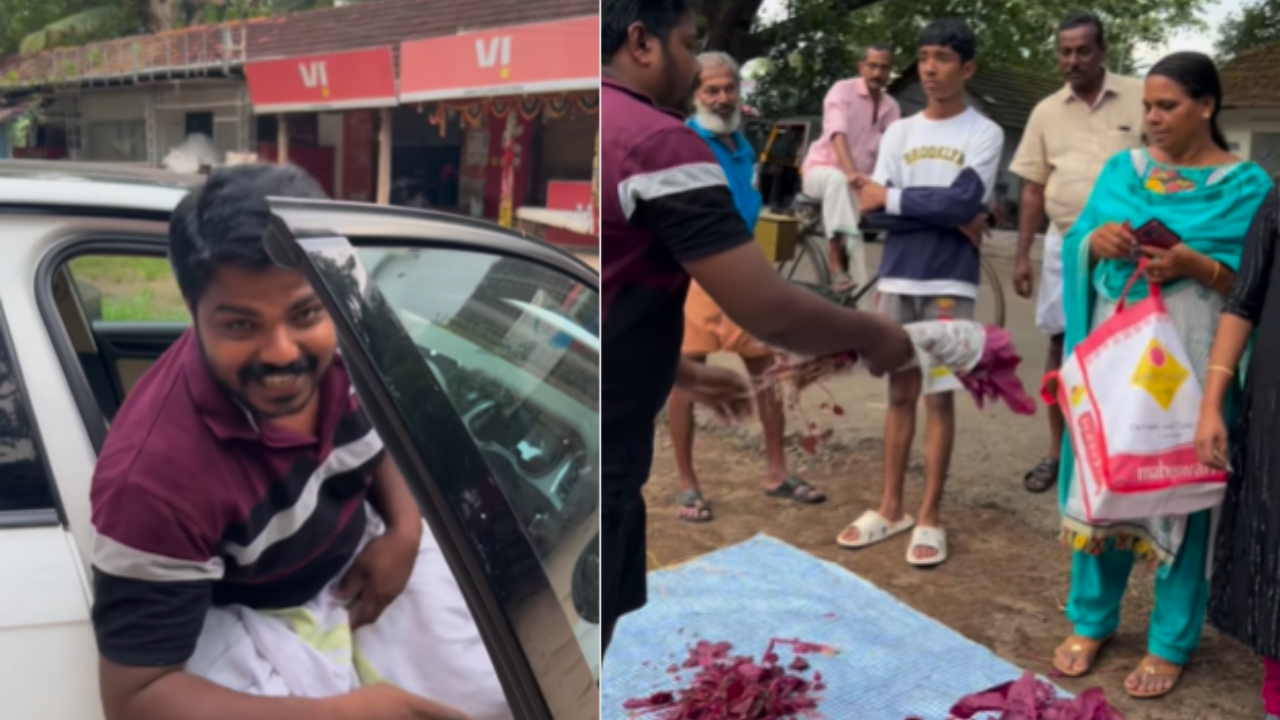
[755,212,799,262]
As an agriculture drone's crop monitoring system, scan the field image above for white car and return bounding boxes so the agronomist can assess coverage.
[0,161,600,720]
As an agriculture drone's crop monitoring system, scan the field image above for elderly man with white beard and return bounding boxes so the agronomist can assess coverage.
[664,51,827,524]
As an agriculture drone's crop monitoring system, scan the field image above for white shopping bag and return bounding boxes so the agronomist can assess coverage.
[1044,269,1226,523]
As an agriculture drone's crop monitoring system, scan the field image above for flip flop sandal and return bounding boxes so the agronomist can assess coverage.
[837,510,915,549]
[1125,656,1184,699]
[906,526,949,568]
[764,476,826,504]
[1023,457,1060,493]
[675,489,713,523]
[1052,634,1112,678]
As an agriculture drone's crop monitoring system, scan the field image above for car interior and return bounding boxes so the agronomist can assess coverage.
[52,262,187,425]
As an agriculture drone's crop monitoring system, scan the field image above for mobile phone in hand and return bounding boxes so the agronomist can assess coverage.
[1132,219,1182,250]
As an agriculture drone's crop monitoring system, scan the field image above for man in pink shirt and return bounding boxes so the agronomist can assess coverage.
[802,45,900,291]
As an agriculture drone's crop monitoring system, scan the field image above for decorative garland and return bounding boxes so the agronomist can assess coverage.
[422,92,599,137]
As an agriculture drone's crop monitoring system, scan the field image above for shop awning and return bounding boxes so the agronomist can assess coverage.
[0,99,35,125]
[245,46,397,113]
[398,16,598,103]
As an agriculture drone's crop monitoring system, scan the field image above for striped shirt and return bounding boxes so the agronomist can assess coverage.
[600,76,752,507]
[89,329,384,667]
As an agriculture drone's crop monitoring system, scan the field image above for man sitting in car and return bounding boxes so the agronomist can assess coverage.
[89,164,506,720]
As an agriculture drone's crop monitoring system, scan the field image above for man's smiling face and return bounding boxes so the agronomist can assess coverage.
[193,263,336,420]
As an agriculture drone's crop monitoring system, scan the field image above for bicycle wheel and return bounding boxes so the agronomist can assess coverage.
[776,233,831,285]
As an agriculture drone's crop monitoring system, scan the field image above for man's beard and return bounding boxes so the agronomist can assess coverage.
[694,104,742,135]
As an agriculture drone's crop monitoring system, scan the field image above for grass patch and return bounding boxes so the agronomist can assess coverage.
[68,256,190,323]
[70,255,174,284]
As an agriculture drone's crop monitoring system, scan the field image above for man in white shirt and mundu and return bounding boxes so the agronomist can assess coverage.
[835,18,1004,568]
[1009,11,1145,495]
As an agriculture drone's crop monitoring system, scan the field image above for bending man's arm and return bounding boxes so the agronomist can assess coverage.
[622,126,913,368]
[101,663,336,720]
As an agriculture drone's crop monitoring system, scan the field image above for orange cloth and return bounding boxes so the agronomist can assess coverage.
[681,282,772,358]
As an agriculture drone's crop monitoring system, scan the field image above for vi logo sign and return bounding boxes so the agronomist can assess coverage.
[299,61,330,97]
[475,36,513,79]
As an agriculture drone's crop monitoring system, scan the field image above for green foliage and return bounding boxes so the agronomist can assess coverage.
[1215,0,1280,61]
[751,0,1207,118]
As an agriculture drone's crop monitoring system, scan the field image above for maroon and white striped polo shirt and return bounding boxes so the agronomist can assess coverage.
[89,329,384,667]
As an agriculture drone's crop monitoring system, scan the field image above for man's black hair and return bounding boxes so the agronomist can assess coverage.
[1058,10,1106,50]
[863,43,893,60]
[169,163,327,305]
[917,18,976,63]
[602,0,697,62]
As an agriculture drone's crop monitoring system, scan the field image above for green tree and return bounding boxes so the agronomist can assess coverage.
[749,0,1205,118]
[1215,0,1280,61]
[6,0,381,57]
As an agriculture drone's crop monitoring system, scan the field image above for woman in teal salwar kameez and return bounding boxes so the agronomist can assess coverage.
[1050,52,1272,699]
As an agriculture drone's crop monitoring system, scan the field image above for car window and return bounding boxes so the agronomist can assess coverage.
[65,256,190,323]
[0,312,57,517]
[358,246,600,674]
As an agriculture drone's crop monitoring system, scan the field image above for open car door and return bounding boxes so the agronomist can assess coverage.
[262,200,599,720]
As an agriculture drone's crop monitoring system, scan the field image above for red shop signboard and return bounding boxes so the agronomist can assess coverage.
[245,47,397,113]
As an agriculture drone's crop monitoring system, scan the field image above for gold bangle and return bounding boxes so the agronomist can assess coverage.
[1208,364,1235,377]
[1211,261,1221,286]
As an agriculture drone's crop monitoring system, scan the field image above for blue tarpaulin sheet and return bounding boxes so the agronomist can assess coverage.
[602,534,1064,719]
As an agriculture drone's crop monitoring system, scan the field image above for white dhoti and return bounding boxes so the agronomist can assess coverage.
[187,506,513,720]
[1035,223,1066,336]
[801,166,869,287]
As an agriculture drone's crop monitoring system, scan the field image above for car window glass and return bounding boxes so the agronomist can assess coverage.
[66,257,190,323]
[0,317,56,514]
[357,246,600,679]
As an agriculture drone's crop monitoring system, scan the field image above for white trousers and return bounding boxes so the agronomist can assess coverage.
[1036,223,1066,336]
[802,166,869,286]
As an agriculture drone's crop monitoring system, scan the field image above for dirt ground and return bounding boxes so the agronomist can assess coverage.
[640,233,1262,719]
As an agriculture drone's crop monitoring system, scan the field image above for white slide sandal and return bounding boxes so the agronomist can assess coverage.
[837,510,916,549]
[906,526,949,568]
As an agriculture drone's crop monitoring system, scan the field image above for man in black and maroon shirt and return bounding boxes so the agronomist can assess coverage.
[601,0,916,654]
[91,165,498,720]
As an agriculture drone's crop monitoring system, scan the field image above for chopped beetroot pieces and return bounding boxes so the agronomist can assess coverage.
[944,671,1125,720]
[624,639,831,719]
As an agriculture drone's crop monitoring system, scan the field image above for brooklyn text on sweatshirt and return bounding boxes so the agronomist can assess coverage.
[871,108,1005,299]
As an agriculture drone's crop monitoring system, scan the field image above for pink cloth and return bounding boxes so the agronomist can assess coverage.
[1264,657,1280,714]
[802,77,901,176]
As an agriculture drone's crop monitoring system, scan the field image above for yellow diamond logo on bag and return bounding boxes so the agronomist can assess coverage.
[1130,339,1189,410]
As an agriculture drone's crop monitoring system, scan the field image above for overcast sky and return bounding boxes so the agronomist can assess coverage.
[755,0,1247,62]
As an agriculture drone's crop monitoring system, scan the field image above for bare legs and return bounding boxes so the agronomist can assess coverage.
[1024,333,1065,492]
[837,368,955,561]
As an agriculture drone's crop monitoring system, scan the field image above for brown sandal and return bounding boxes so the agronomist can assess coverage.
[1125,655,1183,699]
[1052,634,1111,678]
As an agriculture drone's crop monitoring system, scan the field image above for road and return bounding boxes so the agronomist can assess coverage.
[639,232,1261,719]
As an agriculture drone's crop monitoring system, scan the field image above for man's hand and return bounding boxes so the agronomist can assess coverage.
[857,180,887,214]
[676,361,753,423]
[846,172,869,189]
[855,317,915,377]
[1013,255,1035,299]
[336,528,419,630]
[958,212,990,250]
[330,684,472,720]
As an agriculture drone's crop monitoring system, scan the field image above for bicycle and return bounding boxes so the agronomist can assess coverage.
[774,192,1008,328]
